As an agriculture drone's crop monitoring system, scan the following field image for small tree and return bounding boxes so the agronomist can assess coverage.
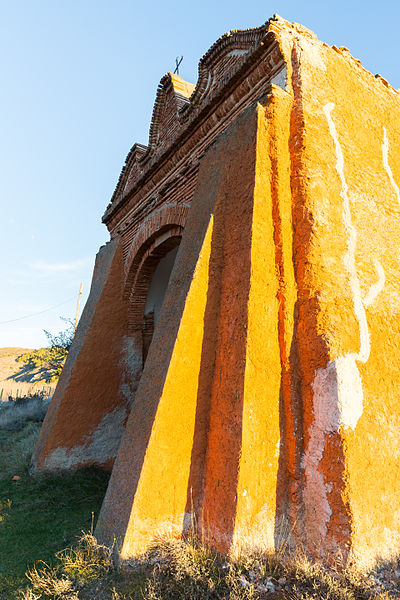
[17,318,74,383]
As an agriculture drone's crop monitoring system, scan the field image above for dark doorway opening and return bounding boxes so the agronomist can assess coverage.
[142,245,179,364]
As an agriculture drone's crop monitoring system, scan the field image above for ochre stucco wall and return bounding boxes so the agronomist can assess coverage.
[33,16,400,568]
[282,28,400,565]
[32,240,133,471]
[96,105,270,556]
[96,91,297,558]
[232,86,295,553]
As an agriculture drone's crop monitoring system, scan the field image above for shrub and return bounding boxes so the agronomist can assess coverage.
[16,318,74,383]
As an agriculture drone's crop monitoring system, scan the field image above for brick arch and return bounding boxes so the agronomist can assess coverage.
[124,203,189,334]
[124,203,188,282]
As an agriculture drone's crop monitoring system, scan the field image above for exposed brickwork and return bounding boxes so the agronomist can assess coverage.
[123,203,188,278]
[126,233,181,334]
[103,19,286,253]
[106,25,270,221]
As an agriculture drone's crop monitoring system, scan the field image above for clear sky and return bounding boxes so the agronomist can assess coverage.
[1,0,399,348]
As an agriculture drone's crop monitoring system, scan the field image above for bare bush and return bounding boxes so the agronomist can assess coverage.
[22,564,78,600]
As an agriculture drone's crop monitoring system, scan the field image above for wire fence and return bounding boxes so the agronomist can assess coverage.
[0,382,54,402]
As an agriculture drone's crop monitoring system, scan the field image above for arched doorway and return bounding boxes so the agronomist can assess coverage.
[126,231,182,386]
[142,244,179,364]
[123,204,188,396]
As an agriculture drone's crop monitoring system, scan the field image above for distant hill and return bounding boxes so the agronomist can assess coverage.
[0,347,55,401]
[0,347,33,380]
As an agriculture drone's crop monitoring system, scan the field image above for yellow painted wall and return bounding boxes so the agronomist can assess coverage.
[281,23,400,564]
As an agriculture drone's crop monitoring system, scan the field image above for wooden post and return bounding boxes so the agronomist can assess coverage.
[73,283,83,334]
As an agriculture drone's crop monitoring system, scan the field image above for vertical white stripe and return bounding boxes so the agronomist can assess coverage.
[323,103,370,363]
[382,127,400,206]
[363,260,385,307]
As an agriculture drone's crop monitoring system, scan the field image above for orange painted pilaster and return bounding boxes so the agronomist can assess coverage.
[32,239,133,471]
[95,120,234,554]
[233,87,296,552]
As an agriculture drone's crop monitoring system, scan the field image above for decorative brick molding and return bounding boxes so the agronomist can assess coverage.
[102,18,285,231]
[123,203,188,333]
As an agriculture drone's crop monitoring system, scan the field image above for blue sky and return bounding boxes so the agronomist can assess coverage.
[1,0,399,348]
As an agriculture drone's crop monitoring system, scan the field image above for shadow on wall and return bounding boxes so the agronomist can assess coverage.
[96,104,286,558]
[183,159,252,551]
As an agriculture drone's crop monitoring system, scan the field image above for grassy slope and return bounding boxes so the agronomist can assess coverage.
[0,423,109,597]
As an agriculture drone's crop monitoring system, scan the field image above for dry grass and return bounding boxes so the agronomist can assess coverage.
[18,533,399,600]
[24,565,79,600]
[0,421,41,479]
[58,532,114,581]
[0,346,54,399]
[20,534,113,600]
[0,381,396,599]
[0,394,49,433]
[0,381,53,402]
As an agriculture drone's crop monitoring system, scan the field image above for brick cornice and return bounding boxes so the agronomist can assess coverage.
[103,29,285,232]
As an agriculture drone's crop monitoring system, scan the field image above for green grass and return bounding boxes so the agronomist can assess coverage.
[0,422,109,597]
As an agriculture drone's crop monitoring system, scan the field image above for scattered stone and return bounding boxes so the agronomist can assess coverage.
[264,580,276,592]
[249,569,257,581]
[255,577,276,592]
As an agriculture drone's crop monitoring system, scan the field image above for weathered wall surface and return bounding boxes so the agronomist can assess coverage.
[96,99,291,557]
[33,15,400,568]
[232,85,295,553]
[96,106,256,555]
[32,239,133,471]
[279,25,400,565]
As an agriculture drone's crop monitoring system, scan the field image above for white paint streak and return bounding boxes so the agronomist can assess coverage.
[298,38,327,71]
[118,335,143,404]
[323,102,370,364]
[302,104,386,551]
[274,438,281,458]
[363,260,385,307]
[303,357,364,548]
[382,127,400,206]
[302,364,335,546]
[335,356,364,429]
